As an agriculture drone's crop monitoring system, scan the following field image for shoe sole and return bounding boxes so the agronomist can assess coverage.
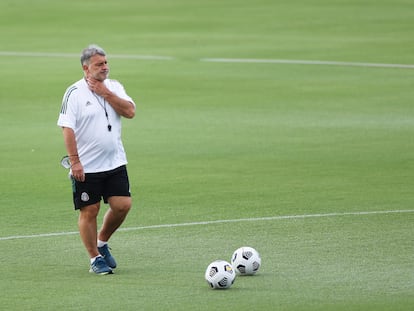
[89,268,113,275]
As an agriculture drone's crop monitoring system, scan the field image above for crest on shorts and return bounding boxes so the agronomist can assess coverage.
[81,192,90,202]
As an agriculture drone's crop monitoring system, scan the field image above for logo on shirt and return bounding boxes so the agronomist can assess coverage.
[81,192,90,202]
[85,101,93,106]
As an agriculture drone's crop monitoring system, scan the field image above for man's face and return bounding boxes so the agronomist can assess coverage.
[83,54,109,81]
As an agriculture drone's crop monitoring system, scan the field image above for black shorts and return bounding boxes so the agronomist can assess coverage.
[71,165,131,210]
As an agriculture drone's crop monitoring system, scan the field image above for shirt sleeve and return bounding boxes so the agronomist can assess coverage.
[57,85,78,129]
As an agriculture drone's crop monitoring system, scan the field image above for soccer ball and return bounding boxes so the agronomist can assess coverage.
[231,246,261,275]
[205,260,236,289]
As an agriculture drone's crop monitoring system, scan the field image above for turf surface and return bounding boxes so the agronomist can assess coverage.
[0,0,413,310]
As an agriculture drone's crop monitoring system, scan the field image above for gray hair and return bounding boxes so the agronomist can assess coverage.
[80,44,106,65]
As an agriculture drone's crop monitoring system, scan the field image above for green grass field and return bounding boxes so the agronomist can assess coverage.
[1,0,414,310]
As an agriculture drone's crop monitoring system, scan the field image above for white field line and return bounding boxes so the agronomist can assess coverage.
[0,51,175,61]
[1,51,413,69]
[200,58,414,69]
[1,209,413,241]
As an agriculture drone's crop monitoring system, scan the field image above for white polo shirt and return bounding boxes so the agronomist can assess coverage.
[57,78,135,173]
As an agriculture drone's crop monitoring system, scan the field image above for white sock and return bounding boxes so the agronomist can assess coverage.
[97,240,108,248]
[90,255,102,264]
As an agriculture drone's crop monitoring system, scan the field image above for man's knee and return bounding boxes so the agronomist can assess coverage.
[79,203,100,218]
[109,196,132,214]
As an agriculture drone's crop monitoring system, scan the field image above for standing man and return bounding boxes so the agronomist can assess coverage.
[57,44,136,275]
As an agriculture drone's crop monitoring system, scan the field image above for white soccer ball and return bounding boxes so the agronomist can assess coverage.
[231,246,261,275]
[205,260,236,289]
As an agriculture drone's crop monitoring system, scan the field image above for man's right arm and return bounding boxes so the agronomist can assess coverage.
[62,127,85,182]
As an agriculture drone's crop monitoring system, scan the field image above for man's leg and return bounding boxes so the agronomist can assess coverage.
[79,202,113,274]
[78,202,100,258]
[98,196,132,242]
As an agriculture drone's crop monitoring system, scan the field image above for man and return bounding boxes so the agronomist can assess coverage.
[57,44,136,275]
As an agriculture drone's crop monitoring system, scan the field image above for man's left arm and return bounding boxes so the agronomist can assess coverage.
[102,91,135,119]
[87,78,135,119]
